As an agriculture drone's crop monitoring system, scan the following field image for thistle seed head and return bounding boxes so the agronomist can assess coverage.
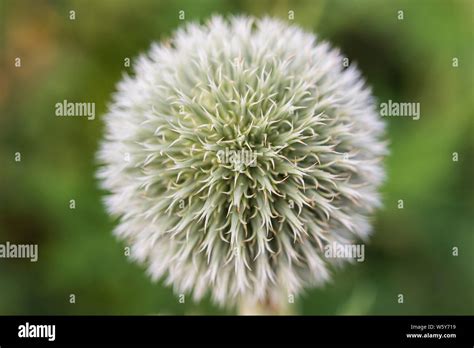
[97,16,387,307]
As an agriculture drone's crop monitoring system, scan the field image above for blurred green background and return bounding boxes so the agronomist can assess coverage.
[0,0,473,315]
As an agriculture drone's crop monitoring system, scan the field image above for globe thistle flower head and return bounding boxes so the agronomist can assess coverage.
[97,16,387,308]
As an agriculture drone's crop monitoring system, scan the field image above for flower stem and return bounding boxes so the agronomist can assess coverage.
[238,295,294,315]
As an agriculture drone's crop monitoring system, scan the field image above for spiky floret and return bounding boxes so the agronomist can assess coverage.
[97,16,387,307]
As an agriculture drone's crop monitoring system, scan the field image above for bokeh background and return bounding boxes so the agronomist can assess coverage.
[0,0,473,315]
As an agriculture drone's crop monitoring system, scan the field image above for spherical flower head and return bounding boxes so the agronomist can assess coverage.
[97,16,387,308]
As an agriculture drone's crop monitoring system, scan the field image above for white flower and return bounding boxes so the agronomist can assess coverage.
[97,16,387,308]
